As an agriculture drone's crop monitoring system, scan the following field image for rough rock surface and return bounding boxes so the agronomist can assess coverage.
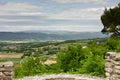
[0,61,14,80]
[16,74,106,80]
[105,52,120,80]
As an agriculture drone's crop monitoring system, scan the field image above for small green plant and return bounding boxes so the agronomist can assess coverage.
[15,57,45,78]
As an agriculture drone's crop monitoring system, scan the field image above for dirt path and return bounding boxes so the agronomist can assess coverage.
[16,74,106,80]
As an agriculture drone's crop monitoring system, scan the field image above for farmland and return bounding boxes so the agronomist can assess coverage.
[0,38,105,63]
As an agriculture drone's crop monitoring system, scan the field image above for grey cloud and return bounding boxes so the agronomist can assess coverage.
[45,19,101,26]
[51,0,109,4]
[0,15,48,20]
[0,18,101,26]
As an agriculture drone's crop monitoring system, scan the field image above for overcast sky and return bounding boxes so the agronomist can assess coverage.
[0,0,119,32]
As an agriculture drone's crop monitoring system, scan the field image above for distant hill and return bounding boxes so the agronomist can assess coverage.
[0,31,109,40]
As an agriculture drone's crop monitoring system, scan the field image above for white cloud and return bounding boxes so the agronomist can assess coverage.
[19,12,44,16]
[0,2,46,24]
[0,1,105,32]
[48,7,104,20]
[0,19,29,22]
[51,0,109,4]
[0,2,41,15]
[0,26,34,32]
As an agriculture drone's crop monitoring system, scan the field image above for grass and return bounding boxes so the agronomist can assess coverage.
[0,58,21,64]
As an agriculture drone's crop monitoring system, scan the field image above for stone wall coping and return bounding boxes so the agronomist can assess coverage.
[0,61,14,68]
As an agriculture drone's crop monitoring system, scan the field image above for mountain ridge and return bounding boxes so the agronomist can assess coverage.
[0,31,108,40]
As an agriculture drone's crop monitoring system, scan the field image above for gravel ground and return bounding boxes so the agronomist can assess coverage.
[16,74,106,80]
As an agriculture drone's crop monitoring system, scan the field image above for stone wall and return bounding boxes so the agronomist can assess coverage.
[105,52,120,80]
[0,61,14,80]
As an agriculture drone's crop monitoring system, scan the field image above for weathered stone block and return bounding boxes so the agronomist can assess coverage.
[114,65,120,70]
[111,59,120,66]
[3,76,13,80]
[0,62,14,67]
[105,62,114,68]
[105,52,120,80]
[105,59,111,62]
[114,69,120,74]
[113,54,120,61]
[3,72,13,76]
[105,68,113,73]
[105,72,110,77]
[0,72,5,77]
[0,67,13,72]
[0,61,14,80]
[110,75,118,80]
[106,52,116,59]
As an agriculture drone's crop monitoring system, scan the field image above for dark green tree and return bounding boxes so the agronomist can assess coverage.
[101,3,120,39]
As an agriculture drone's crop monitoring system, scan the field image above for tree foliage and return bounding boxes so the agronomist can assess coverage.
[101,3,120,39]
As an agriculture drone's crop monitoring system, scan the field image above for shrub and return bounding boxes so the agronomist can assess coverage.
[22,57,45,76]
[57,44,89,72]
[79,51,105,77]
[104,38,120,52]
[45,64,62,73]
[57,42,107,77]
[15,66,24,78]
[15,57,46,78]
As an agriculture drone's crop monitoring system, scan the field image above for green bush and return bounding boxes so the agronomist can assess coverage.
[15,66,24,78]
[79,46,106,77]
[104,38,120,52]
[45,64,62,73]
[57,42,107,77]
[22,57,43,76]
[15,56,61,78]
[15,57,45,78]
[57,44,89,72]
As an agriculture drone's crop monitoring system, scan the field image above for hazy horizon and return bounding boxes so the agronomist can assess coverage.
[0,0,119,32]
[0,29,105,33]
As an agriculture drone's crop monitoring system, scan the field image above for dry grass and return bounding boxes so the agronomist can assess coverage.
[0,54,23,58]
[43,60,56,65]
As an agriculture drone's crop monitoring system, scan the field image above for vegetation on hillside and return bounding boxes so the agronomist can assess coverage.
[0,33,119,79]
[13,38,120,78]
